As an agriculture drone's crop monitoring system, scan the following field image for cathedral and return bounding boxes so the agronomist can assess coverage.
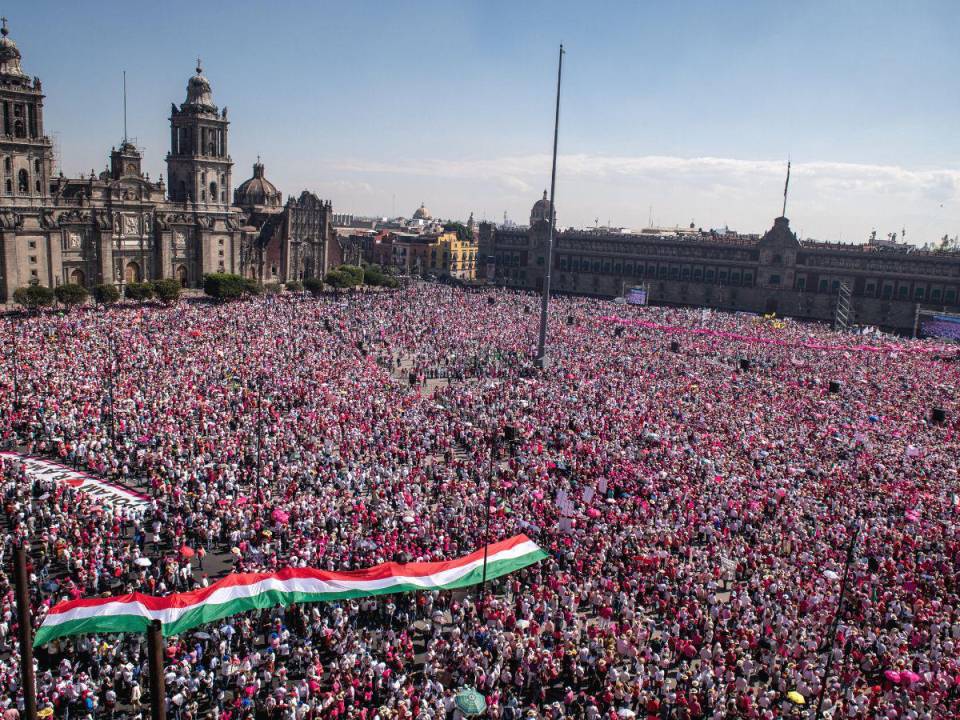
[0,19,336,303]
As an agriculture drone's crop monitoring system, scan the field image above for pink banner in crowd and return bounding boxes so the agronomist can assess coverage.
[601,316,956,356]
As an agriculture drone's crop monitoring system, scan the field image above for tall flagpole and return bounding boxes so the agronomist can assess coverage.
[782,159,791,218]
[535,44,564,369]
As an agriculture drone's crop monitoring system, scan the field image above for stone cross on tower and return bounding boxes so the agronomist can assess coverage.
[1,18,8,37]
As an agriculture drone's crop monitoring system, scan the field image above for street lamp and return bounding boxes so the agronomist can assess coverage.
[9,316,19,410]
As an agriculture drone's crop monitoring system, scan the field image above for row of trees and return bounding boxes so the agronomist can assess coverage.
[10,263,402,309]
[11,278,183,310]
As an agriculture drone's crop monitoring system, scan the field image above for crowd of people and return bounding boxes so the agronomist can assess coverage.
[0,283,958,719]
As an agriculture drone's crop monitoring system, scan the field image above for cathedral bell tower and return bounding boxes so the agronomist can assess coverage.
[0,17,53,206]
[166,60,231,206]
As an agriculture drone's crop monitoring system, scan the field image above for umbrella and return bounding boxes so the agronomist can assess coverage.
[823,569,840,580]
[271,509,290,524]
[455,688,487,716]
[231,547,242,556]
[135,557,152,567]
[402,515,414,524]
[515,619,530,629]
[786,691,805,705]
[193,631,212,640]
[179,546,195,559]
[616,710,635,718]
[884,670,901,684]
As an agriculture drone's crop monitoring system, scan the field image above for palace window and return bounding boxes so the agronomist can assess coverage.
[17,169,27,193]
[945,289,957,304]
[769,274,780,286]
[819,279,829,293]
[898,286,909,299]
[930,288,941,302]
[795,277,806,291]
[914,286,926,300]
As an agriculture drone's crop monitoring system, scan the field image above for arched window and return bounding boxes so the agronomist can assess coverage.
[178,180,187,201]
[4,157,10,173]
[209,182,217,201]
[200,189,206,202]
[34,180,40,193]
[13,120,24,138]
[175,265,188,284]
[33,159,40,174]
[17,169,28,193]
[4,180,10,194]
[70,268,86,286]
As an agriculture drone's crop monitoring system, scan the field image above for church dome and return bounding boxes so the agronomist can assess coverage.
[0,18,28,81]
[184,60,216,111]
[413,203,432,221]
[234,161,281,208]
[530,190,554,226]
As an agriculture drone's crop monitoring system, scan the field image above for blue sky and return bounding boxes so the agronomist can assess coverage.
[9,0,960,243]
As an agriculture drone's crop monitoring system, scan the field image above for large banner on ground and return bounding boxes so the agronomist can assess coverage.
[0,452,150,515]
[34,534,547,645]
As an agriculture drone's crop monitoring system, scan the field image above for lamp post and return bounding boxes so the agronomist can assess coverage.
[478,424,517,603]
[105,336,118,446]
[814,517,864,718]
[9,317,19,410]
[255,376,265,504]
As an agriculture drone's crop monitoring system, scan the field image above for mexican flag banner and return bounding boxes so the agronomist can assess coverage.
[34,534,546,646]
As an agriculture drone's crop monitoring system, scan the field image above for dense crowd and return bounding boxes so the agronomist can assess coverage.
[0,284,958,719]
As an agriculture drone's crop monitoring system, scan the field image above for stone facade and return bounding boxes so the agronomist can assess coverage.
[0,20,337,301]
[482,196,960,333]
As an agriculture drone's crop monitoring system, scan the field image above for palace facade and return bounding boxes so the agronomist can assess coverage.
[0,19,336,302]
[479,193,960,333]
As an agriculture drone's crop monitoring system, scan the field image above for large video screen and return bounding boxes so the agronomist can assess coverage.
[626,287,648,306]
[920,313,960,341]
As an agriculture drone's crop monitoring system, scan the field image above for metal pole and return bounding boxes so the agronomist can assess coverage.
[10,317,19,410]
[106,337,116,446]
[146,619,166,720]
[478,433,498,603]
[535,44,564,369]
[255,378,264,503]
[13,543,37,720]
[814,520,862,718]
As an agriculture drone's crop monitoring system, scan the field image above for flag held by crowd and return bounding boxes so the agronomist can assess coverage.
[34,534,547,646]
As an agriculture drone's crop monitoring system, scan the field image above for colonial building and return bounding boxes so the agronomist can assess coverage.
[480,193,960,333]
[232,161,335,284]
[0,20,337,301]
[369,227,478,280]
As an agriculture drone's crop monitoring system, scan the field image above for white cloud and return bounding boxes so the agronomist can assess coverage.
[324,153,960,242]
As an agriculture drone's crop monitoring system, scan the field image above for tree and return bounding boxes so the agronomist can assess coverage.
[285,280,304,293]
[12,282,54,310]
[91,283,121,305]
[203,273,247,301]
[443,221,474,241]
[243,278,264,296]
[264,282,282,295]
[125,282,154,302]
[324,270,351,289]
[151,278,182,303]
[336,265,364,287]
[54,283,89,308]
[302,277,324,296]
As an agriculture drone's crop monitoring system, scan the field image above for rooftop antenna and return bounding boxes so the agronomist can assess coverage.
[122,70,128,144]
[782,158,791,218]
